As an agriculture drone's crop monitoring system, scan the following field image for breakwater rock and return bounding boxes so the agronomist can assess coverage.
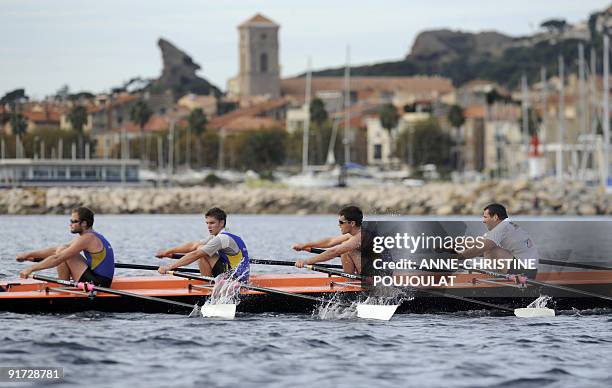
[0,178,610,216]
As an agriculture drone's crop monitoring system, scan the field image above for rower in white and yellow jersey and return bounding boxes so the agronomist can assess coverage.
[156,207,250,282]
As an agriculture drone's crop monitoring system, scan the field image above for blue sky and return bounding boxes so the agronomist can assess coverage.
[0,0,608,99]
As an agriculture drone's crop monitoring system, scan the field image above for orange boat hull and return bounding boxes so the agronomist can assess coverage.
[1,272,611,314]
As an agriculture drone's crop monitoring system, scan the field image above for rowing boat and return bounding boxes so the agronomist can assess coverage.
[1,270,611,314]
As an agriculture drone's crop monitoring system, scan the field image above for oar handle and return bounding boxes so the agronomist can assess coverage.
[116,262,200,274]
[540,259,612,271]
[250,259,342,269]
[33,274,194,308]
[306,247,327,254]
[304,264,365,280]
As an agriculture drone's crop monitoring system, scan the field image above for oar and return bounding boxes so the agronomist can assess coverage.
[463,266,612,302]
[250,259,343,269]
[540,259,612,271]
[165,270,398,321]
[116,263,397,320]
[32,274,195,310]
[118,263,356,318]
[167,253,344,269]
[117,262,345,306]
[307,248,328,254]
[301,263,517,315]
[116,262,201,273]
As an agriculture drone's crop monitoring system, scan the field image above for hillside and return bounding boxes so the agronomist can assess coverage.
[312,6,612,88]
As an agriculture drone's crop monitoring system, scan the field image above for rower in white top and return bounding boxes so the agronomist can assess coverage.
[458,203,539,279]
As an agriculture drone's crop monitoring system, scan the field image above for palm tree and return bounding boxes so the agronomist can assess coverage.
[310,98,328,163]
[129,100,152,162]
[379,103,399,162]
[447,105,465,170]
[68,105,88,132]
[188,108,207,135]
[10,112,27,136]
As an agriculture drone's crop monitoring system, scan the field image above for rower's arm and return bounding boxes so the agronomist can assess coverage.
[458,239,497,259]
[26,237,90,272]
[16,246,58,261]
[294,234,350,251]
[157,241,200,257]
[166,250,206,270]
[305,235,357,265]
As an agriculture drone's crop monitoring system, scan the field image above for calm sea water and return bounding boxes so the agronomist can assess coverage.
[1,214,611,387]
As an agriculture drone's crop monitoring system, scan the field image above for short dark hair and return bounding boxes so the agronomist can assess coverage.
[484,203,508,220]
[71,206,94,227]
[205,207,227,226]
[339,206,363,226]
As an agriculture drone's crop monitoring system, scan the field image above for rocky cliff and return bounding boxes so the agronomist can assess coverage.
[148,38,221,98]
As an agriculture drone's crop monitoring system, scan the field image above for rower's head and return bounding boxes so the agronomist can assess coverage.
[483,203,507,230]
[338,206,362,234]
[205,207,226,236]
[70,206,94,234]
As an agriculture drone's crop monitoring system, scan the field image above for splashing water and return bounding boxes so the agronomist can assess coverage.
[187,273,243,318]
[527,295,553,308]
[315,299,357,320]
[314,293,412,320]
[207,274,242,305]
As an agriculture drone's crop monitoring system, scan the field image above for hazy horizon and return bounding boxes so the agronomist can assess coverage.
[1,0,609,99]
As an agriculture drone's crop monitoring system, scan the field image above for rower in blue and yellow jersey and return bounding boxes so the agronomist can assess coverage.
[16,206,115,287]
[156,207,250,282]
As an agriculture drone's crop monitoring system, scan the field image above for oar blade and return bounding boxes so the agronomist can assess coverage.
[514,307,556,318]
[356,304,399,321]
[201,304,237,319]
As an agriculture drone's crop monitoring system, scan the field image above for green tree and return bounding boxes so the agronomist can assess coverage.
[518,107,541,136]
[129,100,153,161]
[380,103,399,132]
[310,98,328,128]
[1,88,28,105]
[235,129,287,171]
[68,105,88,132]
[409,118,452,167]
[10,112,27,136]
[379,103,400,159]
[540,19,567,34]
[447,105,465,129]
[188,108,207,135]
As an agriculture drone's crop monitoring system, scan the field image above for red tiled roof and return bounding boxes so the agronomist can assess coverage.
[90,94,139,113]
[222,116,282,132]
[23,109,61,123]
[122,115,171,133]
[208,98,289,130]
[464,105,486,119]
[239,13,278,27]
[281,76,454,97]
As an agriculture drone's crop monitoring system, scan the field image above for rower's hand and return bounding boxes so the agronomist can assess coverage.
[292,244,306,252]
[19,267,33,279]
[16,252,30,262]
[295,259,307,268]
[158,266,170,275]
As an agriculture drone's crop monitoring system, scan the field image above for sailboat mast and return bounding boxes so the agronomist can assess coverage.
[603,34,610,187]
[557,55,565,181]
[343,45,351,164]
[302,57,312,173]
